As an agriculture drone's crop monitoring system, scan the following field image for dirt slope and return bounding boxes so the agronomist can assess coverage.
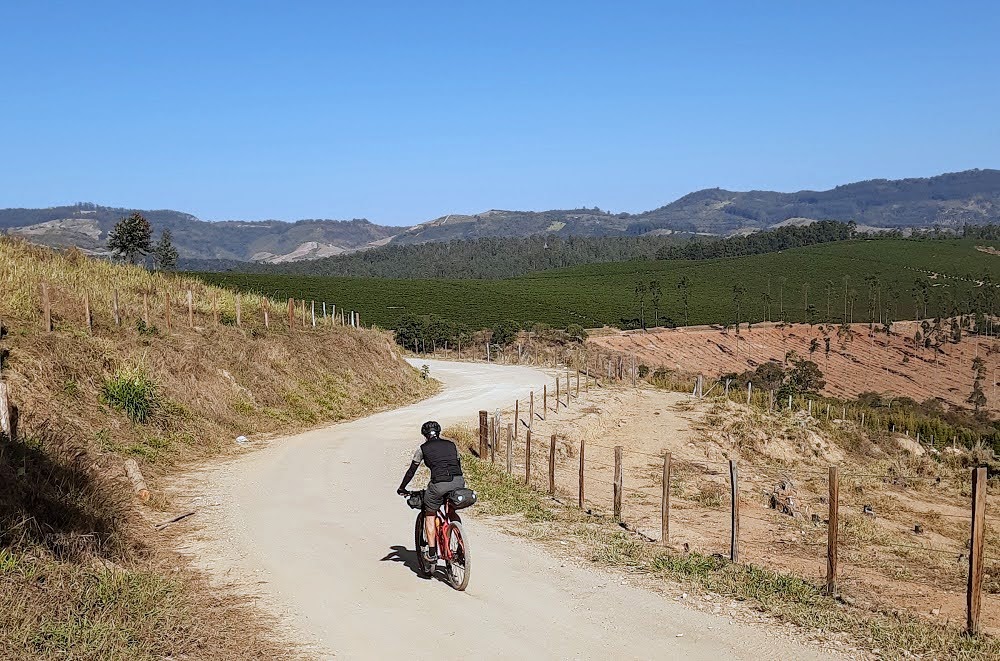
[172,360,838,660]
[589,323,998,411]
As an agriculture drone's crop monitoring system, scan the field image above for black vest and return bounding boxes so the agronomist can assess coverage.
[421,437,462,483]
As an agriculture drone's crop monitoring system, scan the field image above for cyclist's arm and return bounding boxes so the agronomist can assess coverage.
[397,447,423,492]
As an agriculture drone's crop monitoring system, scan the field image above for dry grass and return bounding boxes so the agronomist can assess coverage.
[462,451,1000,660]
[0,549,303,661]
[0,238,432,479]
[1,239,277,325]
[1,239,433,659]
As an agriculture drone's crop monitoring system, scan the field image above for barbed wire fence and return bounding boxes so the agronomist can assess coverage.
[469,369,996,637]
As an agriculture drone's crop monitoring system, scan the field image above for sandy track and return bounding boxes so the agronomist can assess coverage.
[177,360,838,660]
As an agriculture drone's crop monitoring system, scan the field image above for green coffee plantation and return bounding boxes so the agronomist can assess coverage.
[195,239,1000,330]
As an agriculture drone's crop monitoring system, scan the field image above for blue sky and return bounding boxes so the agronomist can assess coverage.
[1,1,998,226]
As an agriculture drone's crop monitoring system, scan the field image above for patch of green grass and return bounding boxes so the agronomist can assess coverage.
[134,319,158,336]
[462,453,554,522]
[100,367,160,424]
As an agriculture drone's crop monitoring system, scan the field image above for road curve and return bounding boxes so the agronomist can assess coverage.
[194,359,836,660]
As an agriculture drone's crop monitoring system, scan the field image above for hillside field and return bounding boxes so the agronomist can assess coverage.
[196,239,1000,331]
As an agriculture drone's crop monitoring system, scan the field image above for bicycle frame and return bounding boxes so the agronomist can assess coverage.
[430,500,461,561]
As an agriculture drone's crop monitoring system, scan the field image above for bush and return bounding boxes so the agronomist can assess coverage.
[100,367,160,424]
[490,319,520,347]
[134,319,158,336]
[566,323,588,342]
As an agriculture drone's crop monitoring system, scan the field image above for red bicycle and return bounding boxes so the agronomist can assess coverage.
[402,489,472,590]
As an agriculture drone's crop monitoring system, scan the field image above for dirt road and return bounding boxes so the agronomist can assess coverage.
[182,360,839,660]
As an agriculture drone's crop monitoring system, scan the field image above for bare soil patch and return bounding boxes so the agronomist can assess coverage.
[496,383,1000,636]
[589,323,1000,412]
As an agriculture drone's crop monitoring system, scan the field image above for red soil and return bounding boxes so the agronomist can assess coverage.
[589,322,1000,411]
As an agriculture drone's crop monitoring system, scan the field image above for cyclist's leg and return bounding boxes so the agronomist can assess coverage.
[423,484,446,558]
[424,510,437,555]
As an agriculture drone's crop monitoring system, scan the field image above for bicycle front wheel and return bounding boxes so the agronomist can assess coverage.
[414,512,433,578]
[445,521,471,591]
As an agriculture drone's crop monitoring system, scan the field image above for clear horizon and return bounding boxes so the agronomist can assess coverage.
[14,165,996,228]
[2,2,998,225]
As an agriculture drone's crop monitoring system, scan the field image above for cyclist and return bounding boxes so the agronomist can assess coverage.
[397,420,465,564]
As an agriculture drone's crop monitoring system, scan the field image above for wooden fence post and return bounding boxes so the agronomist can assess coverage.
[143,292,150,327]
[164,293,172,332]
[529,391,535,428]
[826,466,839,595]
[506,423,513,474]
[578,438,585,508]
[490,417,496,463]
[288,298,294,329]
[83,292,92,333]
[113,289,121,326]
[514,400,520,442]
[543,385,547,420]
[613,446,623,521]
[661,452,671,546]
[555,377,560,412]
[235,295,242,327]
[212,293,218,325]
[187,290,194,327]
[41,282,52,332]
[967,466,988,635]
[548,435,556,495]
[525,430,532,485]
[746,381,752,405]
[478,410,488,459]
[262,298,270,329]
[0,380,11,437]
[729,459,740,562]
[565,372,571,404]
[311,301,316,328]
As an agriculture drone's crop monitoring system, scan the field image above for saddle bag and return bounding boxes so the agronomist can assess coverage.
[448,488,477,510]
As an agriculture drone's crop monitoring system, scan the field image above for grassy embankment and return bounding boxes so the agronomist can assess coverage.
[196,238,1000,330]
[0,239,433,660]
[447,422,1000,660]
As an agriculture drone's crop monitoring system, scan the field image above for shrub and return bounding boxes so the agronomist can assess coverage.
[134,319,158,336]
[100,367,160,424]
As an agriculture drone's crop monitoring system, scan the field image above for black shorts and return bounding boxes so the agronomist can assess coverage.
[424,476,465,513]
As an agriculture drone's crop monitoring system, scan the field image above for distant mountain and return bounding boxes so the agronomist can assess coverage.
[629,169,1000,235]
[3,169,999,261]
[389,169,1000,243]
[0,204,397,262]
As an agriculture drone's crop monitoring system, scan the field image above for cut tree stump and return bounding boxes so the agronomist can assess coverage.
[124,459,150,503]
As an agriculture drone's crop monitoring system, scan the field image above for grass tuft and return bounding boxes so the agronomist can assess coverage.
[100,366,160,424]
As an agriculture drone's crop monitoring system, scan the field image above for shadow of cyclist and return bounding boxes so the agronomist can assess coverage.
[380,545,428,578]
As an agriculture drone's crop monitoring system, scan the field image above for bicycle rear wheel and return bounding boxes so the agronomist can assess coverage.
[414,512,434,578]
[445,521,471,591]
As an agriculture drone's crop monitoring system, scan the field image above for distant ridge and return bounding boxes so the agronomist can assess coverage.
[2,169,998,261]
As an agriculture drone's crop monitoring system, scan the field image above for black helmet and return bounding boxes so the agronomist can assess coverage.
[421,421,441,438]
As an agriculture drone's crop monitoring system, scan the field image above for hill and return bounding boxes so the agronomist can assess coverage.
[383,169,1000,243]
[630,169,1000,235]
[0,238,430,659]
[0,203,397,262]
[4,170,999,266]
[196,238,1000,332]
